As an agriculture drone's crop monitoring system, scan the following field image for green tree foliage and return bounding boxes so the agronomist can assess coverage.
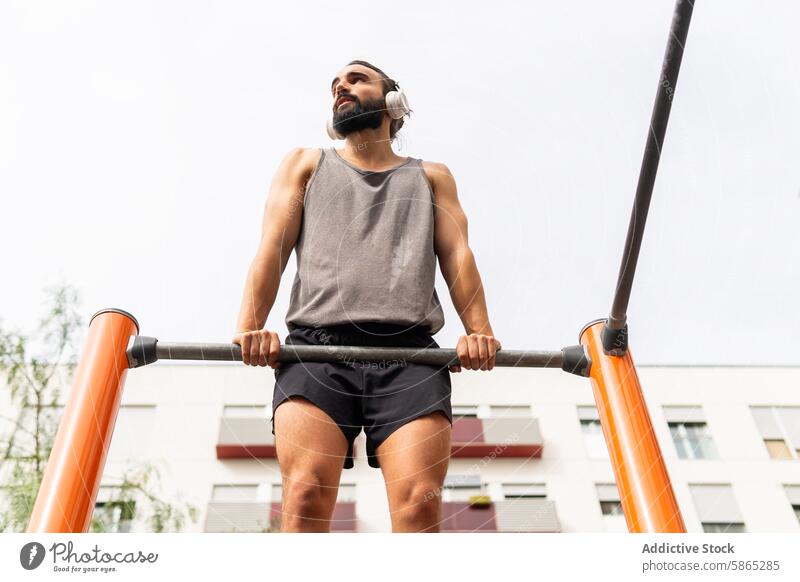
[0,282,198,532]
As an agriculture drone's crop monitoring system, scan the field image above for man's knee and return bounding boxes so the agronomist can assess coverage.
[283,473,325,508]
[392,480,442,524]
[282,472,335,515]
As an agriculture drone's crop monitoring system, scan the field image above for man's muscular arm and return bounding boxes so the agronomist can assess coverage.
[425,161,501,372]
[233,147,317,367]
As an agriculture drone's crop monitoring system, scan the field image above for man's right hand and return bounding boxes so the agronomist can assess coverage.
[232,329,282,369]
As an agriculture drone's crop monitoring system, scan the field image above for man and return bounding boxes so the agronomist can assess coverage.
[233,60,501,532]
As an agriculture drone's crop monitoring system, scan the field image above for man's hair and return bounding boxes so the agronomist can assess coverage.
[345,59,411,140]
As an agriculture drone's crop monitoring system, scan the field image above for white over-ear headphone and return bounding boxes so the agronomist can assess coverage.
[326,88,410,140]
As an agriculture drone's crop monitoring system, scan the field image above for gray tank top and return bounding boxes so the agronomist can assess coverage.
[284,146,445,334]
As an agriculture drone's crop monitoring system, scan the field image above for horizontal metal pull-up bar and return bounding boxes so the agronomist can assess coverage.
[126,336,592,376]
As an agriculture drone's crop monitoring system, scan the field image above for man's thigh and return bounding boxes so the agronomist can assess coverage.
[272,397,351,530]
[273,396,350,477]
[375,410,452,504]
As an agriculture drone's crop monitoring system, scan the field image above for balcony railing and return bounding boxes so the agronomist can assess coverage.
[450,417,543,459]
[216,416,544,461]
[217,417,543,459]
[204,502,357,532]
[441,499,560,532]
[270,502,357,532]
[204,501,274,533]
[216,417,277,459]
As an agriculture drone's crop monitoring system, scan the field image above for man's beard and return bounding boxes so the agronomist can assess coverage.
[331,96,385,137]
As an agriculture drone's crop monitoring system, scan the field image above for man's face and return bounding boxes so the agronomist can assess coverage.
[330,65,387,137]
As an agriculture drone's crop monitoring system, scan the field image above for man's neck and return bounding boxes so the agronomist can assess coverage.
[340,129,404,168]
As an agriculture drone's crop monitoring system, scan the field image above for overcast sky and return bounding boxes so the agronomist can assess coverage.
[1,0,797,365]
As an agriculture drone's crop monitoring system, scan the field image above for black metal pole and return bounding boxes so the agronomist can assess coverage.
[603,0,694,355]
[126,337,592,376]
[158,342,562,367]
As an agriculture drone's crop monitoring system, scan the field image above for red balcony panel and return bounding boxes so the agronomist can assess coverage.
[441,502,497,532]
[216,417,278,459]
[451,417,485,443]
[216,444,277,459]
[450,443,542,458]
[450,417,543,459]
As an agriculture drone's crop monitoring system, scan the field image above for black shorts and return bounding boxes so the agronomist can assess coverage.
[270,322,453,469]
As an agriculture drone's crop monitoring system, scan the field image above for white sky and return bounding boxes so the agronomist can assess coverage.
[1,0,798,365]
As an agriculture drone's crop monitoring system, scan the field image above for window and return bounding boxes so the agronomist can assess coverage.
[578,406,609,460]
[211,484,259,502]
[94,485,135,533]
[765,440,793,460]
[784,485,800,524]
[600,501,624,516]
[223,405,267,418]
[669,423,718,459]
[106,405,157,461]
[452,405,479,418]
[689,484,746,533]
[702,523,746,533]
[501,483,546,499]
[489,405,532,418]
[596,483,624,516]
[442,475,485,502]
[751,406,800,460]
[663,406,717,460]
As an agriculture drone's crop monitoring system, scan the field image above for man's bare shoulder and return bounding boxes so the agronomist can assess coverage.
[421,159,455,196]
[283,146,322,178]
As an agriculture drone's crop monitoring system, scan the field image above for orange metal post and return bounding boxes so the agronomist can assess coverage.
[580,319,686,532]
[26,309,138,533]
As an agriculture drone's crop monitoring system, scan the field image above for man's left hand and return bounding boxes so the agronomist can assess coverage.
[450,333,502,373]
